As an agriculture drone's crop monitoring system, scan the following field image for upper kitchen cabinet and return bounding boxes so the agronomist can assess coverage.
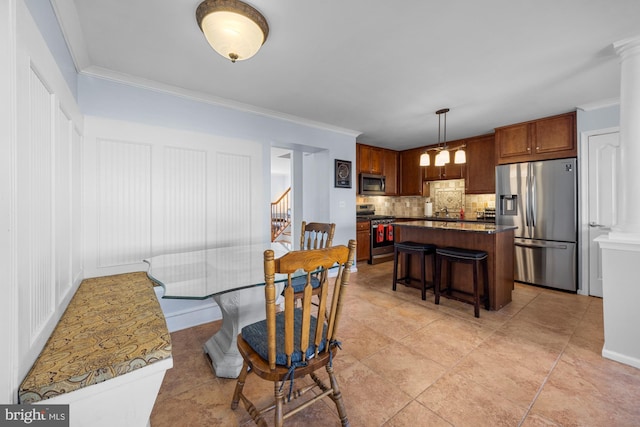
[495,111,576,164]
[440,140,465,180]
[465,134,496,194]
[383,149,398,195]
[419,140,465,181]
[356,143,399,195]
[357,144,384,175]
[399,147,424,196]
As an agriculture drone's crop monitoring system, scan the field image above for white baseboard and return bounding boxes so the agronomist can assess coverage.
[602,346,640,369]
[153,287,222,332]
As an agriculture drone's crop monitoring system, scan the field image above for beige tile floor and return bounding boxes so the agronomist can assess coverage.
[150,262,640,426]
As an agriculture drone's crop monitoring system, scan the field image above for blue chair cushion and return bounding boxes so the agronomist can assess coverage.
[289,275,321,293]
[241,308,327,366]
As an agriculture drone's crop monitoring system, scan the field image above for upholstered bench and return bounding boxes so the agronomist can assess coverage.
[18,272,173,427]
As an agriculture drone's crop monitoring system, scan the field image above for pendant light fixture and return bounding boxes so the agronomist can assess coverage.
[434,108,450,167]
[196,0,269,63]
[418,108,466,167]
[419,152,430,166]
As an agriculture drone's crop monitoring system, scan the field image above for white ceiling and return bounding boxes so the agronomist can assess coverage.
[52,0,640,150]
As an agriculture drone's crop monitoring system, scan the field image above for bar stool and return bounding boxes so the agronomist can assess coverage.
[392,241,437,300]
[434,247,489,317]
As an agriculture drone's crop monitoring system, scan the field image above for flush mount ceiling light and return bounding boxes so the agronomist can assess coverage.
[196,0,269,63]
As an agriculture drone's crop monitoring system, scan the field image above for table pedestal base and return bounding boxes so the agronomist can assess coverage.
[203,285,282,378]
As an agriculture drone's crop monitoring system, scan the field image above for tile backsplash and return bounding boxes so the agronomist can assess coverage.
[357,179,495,218]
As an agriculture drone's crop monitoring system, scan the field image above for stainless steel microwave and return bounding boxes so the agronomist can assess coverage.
[359,173,386,195]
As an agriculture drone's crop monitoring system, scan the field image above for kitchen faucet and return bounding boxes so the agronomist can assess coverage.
[441,207,449,217]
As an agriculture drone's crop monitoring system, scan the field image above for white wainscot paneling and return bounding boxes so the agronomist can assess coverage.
[163,147,207,254]
[97,139,151,268]
[71,127,82,283]
[56,106,72,300]
[215,153,252,246]
[20,66,55,341]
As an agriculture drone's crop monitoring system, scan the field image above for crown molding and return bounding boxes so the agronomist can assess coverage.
[50,0,90,71]
[576,97,620,111]
[80,65,361,138]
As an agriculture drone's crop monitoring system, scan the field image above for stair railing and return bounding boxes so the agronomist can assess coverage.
[271,187,291,242]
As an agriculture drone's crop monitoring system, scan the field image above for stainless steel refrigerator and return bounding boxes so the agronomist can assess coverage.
[496,158,577,291]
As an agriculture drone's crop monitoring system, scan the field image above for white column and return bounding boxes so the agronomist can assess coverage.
[596,34,640,369]
[612,35,640,238]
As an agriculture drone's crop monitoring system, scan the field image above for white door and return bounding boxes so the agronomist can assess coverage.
[587,131,619,297]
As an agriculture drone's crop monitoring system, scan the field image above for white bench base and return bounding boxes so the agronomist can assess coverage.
[33,357,173,427]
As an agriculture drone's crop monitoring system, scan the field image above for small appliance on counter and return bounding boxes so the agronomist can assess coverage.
[483,207,495,220]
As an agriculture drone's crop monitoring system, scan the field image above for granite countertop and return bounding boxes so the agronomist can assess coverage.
[397,216,495,224]
[391,220,516,234]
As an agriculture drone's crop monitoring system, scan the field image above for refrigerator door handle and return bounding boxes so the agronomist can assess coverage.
[525,172,530,227]
[515,242,568,250]
[531,169,537,227]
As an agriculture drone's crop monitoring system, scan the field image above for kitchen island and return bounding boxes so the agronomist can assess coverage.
[392,220,516,310]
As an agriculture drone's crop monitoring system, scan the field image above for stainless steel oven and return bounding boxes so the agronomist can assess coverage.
[370,217,395,264]
[357,204,395,264]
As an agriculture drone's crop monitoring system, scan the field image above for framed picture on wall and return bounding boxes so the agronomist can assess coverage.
[334,159,352,188]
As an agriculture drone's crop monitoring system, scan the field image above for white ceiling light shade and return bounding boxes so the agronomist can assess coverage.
[196,0,269,63]
[454,148,466,164]
[434,151,445,167]
[439,149,450,164]
[419,152,430,166]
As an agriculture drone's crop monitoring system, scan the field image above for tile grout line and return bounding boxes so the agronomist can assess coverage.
[516,294,593,426]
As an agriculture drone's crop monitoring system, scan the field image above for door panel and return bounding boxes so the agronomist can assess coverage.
[530,158,577,242]
[588,132,619,297]
[496,163,528,238]
[514,239,576,291]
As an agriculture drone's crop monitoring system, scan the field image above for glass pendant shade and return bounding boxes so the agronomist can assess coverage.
[440,149,450,165]
[434,151,446,167]
[196,0,269,63]
[454,148,466,164]
[419,152,430,166]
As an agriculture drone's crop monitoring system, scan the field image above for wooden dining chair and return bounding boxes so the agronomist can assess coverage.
[299,221,335,250]
[290,222,336,296]
[231,240,356,427]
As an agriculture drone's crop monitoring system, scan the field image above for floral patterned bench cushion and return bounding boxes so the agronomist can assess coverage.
[19,273,172,403]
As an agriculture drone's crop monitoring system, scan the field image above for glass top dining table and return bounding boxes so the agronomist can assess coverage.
[144,242,292,299]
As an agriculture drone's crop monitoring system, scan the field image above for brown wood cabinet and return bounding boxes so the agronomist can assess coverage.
[416,140,466,181]
[356,220,371,262]
[356,143,399,196]
[465,134,496,194]
[357,144,384,175]
[399,148,424,196]
[441,141,465,180]
[495,112,576,164]
[383,149,398,195]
